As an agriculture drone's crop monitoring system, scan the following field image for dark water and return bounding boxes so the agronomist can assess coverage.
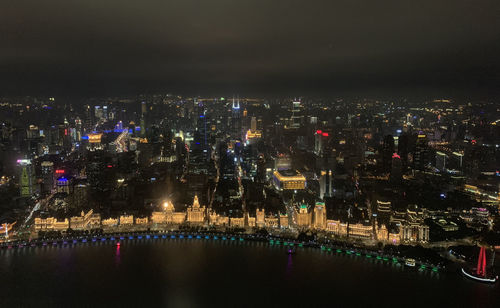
[0,240,498,307]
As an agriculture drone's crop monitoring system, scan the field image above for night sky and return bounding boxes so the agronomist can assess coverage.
[1,0,499,98]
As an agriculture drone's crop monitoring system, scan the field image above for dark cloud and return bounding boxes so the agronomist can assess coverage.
[1,0,499,98]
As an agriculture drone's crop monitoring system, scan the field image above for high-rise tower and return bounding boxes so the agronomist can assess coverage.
[231,97,241,140]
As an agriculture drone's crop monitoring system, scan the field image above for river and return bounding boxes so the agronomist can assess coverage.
[0,238,498,307]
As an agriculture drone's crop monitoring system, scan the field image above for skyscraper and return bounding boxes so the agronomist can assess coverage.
[41,161,54,193]
[17,159,34,197]
[231,97,241,140]
[436,151,447,171]
[413,134,429,171]
[382,135,395,173]
[390,153,402,184]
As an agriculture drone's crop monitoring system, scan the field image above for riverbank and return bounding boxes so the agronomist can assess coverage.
[0,229,444,274]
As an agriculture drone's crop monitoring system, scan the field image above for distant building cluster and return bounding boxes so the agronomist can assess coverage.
[0,96,497,247]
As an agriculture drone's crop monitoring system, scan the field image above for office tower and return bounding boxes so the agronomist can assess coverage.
[17,159,34,197]
[382,135,395,173]
[390,153,402,184]
[413,134,429,171]
[41,161,55,193]
[436,151,447,171]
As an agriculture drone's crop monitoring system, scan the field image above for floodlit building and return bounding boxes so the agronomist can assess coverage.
[119,215,134,225]
[187,195,206,224]
[296,204,312,228]
[273,170,306,191]
[256,209,265,228]
[313,202,327,230]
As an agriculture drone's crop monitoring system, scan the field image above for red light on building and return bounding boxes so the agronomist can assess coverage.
[64,129,68,136]
[55,169,64,174]
[392,153,401,159]
[316,130,322,134]
[471,139,476,144]
[322,132,329,137]
[107,164,113,168]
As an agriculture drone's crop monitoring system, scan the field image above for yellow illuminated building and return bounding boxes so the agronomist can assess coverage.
[119,215,134,225]
[230,217,245,228]
[135,217,148,225]
[216,215,229,226]
[70,210,95,230]
[87,133,103,143]
[348,222,373,238]
[313,202,326,230]
[245,129,262,143]
[296,204,312,228]
[102,218,118,227]
[265,216,279,228]
[256,209,265,227]
[151,211,167,224]
[186,195,206,224]
[279,214,288,228]
[273,170,306,191]
[247,216,256,227]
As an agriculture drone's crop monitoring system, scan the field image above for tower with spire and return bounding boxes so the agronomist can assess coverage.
[231,96,241,140]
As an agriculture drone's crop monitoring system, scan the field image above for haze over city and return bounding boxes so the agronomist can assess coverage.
[0,1,499,307]
[1,0,500,98]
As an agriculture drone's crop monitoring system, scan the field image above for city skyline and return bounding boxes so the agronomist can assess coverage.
[0,1,499,306]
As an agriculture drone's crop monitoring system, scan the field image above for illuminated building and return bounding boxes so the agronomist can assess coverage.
[187,195,206,224]
[273,170,306,191]
[247,215,256,227]
[41,161,54,193]
[35,217,70,231]
[231,97,241,139]
[102,218,118,227]
[245,129,262,144]
[151,211,167,224]
[156,201,186,224]
[296,204,312,228]
[87,133,103,143]
[208,209,218,225]
[119,215,134,225]
[376,200,392,214]
[314,130,329,155]
[56,176,71,194]
[325,220,348,236]
[390,153,402,184]
[250,116,257,131]
[135,217,148,225]
[435,151,447,171]
[450,151,464,170]
[434,219,459,232]
[413,134,429,171]
[0,222,16,238]
[70,210,97,230]
[172,212,186,224]
[401,223,429,242]
[230,217,245,228]
[17,159,34,197]
[348,222,373,238]
[279,214,289,228]
[319,170,333,199]
[52,218,70,231]
[264,216,279,228]
[216,215,229,226]
[84,133,104,151]
[326,220,340,233]
[397,207,430,243]
[274,154,291,171]
[313,202,326,230]
[256,209,265,228]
